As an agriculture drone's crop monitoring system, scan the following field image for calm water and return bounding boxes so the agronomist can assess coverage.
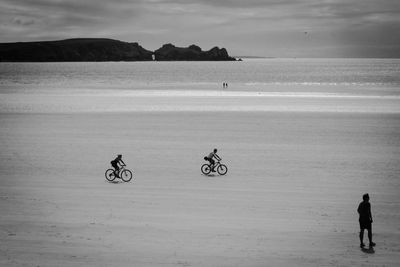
[0,59,400,88]
[0,58,400,95]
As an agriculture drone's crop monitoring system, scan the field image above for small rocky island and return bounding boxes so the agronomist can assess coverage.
[0,38,236,62]
[154,43,236,61]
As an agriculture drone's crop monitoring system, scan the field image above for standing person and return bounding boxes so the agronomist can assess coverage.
[206,148,221,172]
[357,193,376,248]
[111,154,125,178]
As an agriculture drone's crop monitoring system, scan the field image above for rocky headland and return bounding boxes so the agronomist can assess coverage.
[0,38,153,62]
[0,38,236,62]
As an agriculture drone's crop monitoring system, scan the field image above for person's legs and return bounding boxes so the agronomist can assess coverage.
[359,229,365,247]
[367,227,375,247]
[112,162,119,177]
[210,158,215,171]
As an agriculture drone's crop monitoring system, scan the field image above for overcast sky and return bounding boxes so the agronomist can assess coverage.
[1,0,400,57]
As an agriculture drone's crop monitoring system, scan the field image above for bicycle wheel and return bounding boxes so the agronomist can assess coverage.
[120,169,133,182]
[217,164,228,175]
[201,164,211,175]
[105,169,116,181]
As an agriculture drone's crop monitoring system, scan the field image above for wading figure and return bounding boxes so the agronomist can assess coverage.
[357,193,376,248]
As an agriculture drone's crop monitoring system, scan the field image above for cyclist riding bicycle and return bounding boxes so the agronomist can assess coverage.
[110,154,125,178]
[205,148,221,172]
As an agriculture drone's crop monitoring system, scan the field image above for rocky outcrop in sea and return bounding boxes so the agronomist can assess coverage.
[154,43,236,61]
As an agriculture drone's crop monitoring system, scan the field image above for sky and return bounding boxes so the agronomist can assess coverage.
[1,0,400,58]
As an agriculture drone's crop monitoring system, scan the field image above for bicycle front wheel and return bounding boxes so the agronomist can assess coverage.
[201,164,211,175]
[105,169,116,181]
[121,169,133,182]
[217,164,228,175]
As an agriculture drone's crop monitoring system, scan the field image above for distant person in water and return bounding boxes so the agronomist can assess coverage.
[205,148,221,172]
[110,154,125,178]
[357,193,376,248]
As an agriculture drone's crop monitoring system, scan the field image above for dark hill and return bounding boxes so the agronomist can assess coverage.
[154,43,236,61]
[0,38,153,62]
[0,39,236,62]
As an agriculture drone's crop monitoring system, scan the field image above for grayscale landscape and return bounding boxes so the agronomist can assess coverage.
[1,0,400,266]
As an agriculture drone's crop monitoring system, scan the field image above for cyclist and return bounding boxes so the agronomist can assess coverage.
[110,154,125,178]
[205,148,221,172]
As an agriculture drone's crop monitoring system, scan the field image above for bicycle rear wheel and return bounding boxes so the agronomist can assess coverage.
[105,169,116,181]
[201,164,211,175]
[217,164,228,175]
[121,169,133,182]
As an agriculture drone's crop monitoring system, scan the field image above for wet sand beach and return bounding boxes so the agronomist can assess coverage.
[1,91,400,266]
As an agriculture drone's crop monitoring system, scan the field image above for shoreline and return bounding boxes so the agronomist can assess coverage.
[1,88,400,114]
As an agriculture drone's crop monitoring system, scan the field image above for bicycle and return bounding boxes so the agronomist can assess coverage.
[201,160,228,175]
[105,165,133,182]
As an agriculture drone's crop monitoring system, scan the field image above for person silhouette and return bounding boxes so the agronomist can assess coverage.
[205,148,221,172]
[110,154,125,178]
[357,193,376,248]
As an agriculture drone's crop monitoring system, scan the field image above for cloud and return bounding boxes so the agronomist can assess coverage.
[11,17,35,26]
[0,0,399,57]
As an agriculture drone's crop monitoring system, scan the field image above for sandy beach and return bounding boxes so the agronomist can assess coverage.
[1,90,400,266]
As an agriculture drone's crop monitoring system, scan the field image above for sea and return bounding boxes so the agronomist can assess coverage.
[1,58,399,90]
[0,58,399,112]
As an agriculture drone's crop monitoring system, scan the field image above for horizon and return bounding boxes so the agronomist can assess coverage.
[1,0,400,58]
[2,37,400,59]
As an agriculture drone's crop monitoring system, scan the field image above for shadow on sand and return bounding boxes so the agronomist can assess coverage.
[361,247,375,254]
[107,180,124,184]
[203,174,220,178]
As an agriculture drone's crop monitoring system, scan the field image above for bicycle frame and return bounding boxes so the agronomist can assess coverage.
[212,161,221,168]
[115,165,126,176]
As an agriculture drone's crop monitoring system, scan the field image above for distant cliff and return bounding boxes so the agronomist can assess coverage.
[154,44,236,61]
[0,38,153,62]
[0,39,236,62]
